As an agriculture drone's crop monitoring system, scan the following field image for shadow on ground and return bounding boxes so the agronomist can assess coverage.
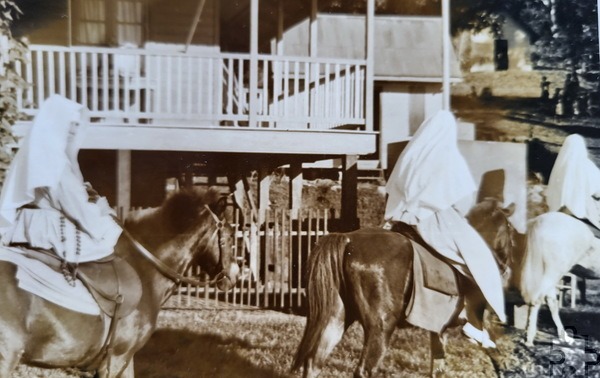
[135,329,287,378]
[537,307,600,342]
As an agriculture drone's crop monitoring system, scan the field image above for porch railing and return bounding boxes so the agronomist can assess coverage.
[17,45,368,131]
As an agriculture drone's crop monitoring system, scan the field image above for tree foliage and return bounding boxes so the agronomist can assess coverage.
[0,0,28,185]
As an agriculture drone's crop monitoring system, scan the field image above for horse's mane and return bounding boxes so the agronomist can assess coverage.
[124,187,222,241]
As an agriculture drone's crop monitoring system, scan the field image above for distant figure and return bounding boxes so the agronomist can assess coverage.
[577,91,589,117]
[549,88,562,116]
[562,73,579,117]
[540,76,550,102]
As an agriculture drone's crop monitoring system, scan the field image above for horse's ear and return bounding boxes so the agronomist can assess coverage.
[213,195,228,217]
[205,187,228,218]
[502,202,516,217]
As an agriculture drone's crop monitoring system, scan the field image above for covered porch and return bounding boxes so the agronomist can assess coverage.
[13,0,378,232]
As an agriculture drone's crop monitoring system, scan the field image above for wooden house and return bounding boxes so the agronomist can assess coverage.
[261,11,527,232]
[455,13,538,72]
[11,0,528,306]
[269,13,464,170]
[13,0,380,231]
[13,0,528,230]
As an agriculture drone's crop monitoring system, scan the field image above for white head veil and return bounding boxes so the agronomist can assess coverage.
[0,94,88,227]
[545,134,600,218]
[385,110,476,224]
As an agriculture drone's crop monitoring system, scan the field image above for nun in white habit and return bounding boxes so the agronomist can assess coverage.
[384,110,506,348]
[545,133,600,231]
[0,94,121,264]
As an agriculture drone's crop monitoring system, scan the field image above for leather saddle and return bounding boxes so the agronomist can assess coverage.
[394,223,462,333]
[16,247,142,319]
[392,222,459,296]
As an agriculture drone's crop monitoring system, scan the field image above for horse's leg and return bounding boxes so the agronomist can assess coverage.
[354,316,396,378]
[546,294,574,344]
[463,280,496,347]
[525,303,540,346]
[0,344,23,378]
[94,353,132,378]
[0,314,25,377]
[303,294,346,378]
[118,360,134,378]
[429,332,446,378]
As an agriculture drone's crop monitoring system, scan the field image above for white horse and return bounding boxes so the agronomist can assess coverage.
[519,211,600,346]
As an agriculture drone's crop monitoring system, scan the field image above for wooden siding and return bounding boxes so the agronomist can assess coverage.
[147,0,218,46]
[274,14,462,81]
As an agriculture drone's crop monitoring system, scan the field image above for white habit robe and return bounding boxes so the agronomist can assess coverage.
[545,134,600,229]
[0,95,121,262]
[385,110,506,323]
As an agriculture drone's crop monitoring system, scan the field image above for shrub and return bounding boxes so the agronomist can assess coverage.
[0,1,28,186]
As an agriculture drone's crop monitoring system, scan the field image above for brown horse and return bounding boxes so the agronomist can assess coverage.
[0,188,239,377]
[292,198,516,378]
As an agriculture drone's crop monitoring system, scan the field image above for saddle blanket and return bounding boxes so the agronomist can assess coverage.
[405,240,460,333]
[0,246,100,315]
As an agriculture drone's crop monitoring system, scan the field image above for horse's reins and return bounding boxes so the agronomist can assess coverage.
[113,204,228,287]
[87,205,229,375]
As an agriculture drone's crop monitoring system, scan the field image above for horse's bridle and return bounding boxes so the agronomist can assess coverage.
[116,204,230,287]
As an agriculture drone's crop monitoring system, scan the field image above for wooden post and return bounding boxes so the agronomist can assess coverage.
[341,155,359,231]
[441,0,451,110]
[289,163,303,219]
[365,0,375,131]
[309,0,318,57]
[308,0,318,129]
[249,0,259,127]
[277,0,284,55]
[184,164,194,189]
[67,0,72,46]
[116,150,131,219]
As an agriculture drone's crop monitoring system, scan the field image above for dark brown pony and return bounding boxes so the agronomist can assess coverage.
[292,198,516,378]
[0,187,239,378]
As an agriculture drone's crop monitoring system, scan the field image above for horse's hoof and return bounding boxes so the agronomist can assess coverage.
[431,359,445,377]
[563,333,575,345]
[462,324,497,349]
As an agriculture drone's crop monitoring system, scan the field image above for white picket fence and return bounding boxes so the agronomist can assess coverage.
[123,206,332,309]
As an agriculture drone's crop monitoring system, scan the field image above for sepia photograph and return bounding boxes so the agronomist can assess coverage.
[1,0,600,376]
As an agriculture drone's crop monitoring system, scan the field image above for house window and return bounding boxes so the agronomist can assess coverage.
[73,0,144,46]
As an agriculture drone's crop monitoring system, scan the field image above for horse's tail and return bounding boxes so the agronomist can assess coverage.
[291,233,349,372]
